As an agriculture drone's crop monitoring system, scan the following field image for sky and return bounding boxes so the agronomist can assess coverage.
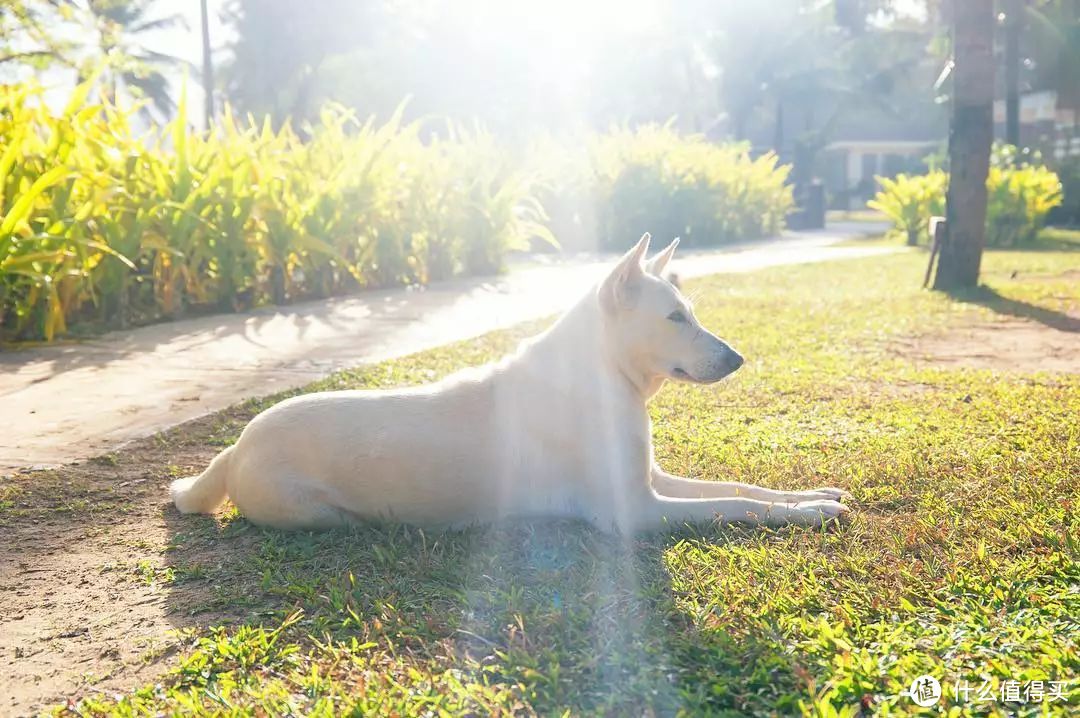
[141,0,232,127]
[151,0,231,66]
[6,0,932,129]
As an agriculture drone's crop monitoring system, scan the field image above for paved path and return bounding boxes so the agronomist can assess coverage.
[0,223,894,472]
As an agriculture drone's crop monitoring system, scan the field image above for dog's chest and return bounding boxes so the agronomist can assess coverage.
[501,385,650,481]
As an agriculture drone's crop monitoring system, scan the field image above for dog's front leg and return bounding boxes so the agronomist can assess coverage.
[626,490,848,533]
[651,465,848,503]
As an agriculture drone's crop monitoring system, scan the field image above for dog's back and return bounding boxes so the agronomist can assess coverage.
[171,338,620,529]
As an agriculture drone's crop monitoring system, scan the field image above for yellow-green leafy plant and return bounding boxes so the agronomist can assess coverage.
[870,159,1061,248]
[867,171,948,246]
[588,124,794,250]
[526,134,600,253]
[438,126,555,276]
[528,124,794,251]
[0,79,550,341]
[984,164,1063,246]
[1,78,139,340]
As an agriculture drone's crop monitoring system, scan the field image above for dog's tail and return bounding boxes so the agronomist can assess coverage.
[170,446,233,514]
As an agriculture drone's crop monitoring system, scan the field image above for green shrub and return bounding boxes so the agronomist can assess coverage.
[532,125,794,251]
[984,163,1063,246]
[867,172,947,245]
[2,80,792,342]
[984,144,1064,246]
[0,81,545,341]
[870,158,1061,248]
[416,126,553,278]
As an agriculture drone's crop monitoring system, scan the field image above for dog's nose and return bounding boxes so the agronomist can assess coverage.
[727,351,745,371]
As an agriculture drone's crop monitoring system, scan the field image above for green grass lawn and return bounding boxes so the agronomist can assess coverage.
[843,225,1080,253]
[22,244,1080,716]
[1038,226,1080,250]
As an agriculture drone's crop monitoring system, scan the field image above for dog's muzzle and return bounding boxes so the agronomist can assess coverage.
[679,339,744,383]
[709,346,744,381]
[672,346,743,384]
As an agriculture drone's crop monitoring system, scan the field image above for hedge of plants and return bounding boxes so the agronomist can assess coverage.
[869,146,1063,247]
[0,81,556,341]
[533,124,794,251]
[1,81,794,342]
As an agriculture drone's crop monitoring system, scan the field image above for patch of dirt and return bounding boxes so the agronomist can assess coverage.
[893,316,1080,373]
[0,408,258,717]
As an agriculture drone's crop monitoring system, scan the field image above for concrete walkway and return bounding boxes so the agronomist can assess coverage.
[0,223,893,472]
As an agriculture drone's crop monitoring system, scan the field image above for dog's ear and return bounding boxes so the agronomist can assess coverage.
[645,237,679,277]
[600,233,650,312]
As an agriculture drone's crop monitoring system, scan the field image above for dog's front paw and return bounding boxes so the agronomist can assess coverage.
[784,487,850,504]
[806,486,850,502]
[790,499,850,527]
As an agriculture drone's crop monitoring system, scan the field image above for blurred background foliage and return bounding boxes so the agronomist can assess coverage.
[1,0,1078,341]
[0,1,963,144]
[869,149,1063,247]
[0,78,792,341]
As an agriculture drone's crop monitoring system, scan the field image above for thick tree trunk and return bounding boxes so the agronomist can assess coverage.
[933,0,995,291]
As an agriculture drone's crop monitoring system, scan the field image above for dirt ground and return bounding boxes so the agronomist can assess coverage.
[894,316,1080,373]
[0,408,259,717]
[1,314,1077,716]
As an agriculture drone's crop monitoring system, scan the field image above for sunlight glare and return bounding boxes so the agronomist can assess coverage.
[462,0,663,83]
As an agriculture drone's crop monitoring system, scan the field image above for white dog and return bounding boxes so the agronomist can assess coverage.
[171,234,849,533]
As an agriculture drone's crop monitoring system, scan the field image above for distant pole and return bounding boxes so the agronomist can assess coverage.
[200,0,215,130]
[1004,0,1022,147]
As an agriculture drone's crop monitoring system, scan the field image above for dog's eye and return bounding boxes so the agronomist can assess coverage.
[667,310,688,323]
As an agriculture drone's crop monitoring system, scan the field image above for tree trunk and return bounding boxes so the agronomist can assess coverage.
[933,0,995,291]
[773,100,784,154]
[200,0,215,130]
[270,265,287,305]
[1004,0,1021,147]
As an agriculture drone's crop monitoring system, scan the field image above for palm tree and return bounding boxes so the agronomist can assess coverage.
[933,0,995,290]
[80,0,187,119]
[0,1,74,69]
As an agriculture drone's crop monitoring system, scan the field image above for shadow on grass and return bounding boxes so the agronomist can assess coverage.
[947,285,1079,333]
[159,508,809,715]
[0,383,813,713]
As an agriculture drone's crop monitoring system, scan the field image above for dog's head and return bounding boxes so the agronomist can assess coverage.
[599,233,743,385]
